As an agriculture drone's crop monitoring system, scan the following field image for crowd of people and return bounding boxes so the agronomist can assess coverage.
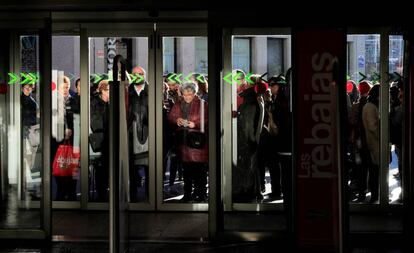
[43,66,293,204]
[346,78,404,203]
[231,70,292,203]
[27,65,402,205]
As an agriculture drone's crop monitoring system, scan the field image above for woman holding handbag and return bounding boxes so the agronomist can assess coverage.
[168,82,208,202]
[51,75,78,201]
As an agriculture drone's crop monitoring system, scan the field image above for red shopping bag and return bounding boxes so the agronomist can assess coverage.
[52,142,80,177]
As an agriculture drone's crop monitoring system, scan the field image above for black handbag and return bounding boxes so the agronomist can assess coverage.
[89,132,104,152]
[186,131,206,149]
[183,98,206,149]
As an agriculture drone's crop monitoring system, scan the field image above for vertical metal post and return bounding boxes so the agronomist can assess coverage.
[40,17,52,239]
[80,28,89,209]
[13,31,23,203]
[148,32,156,210]
[403,30,414,247]
[155,31,163,210]
[110,55,124,253]
[222,28,232,212]
[380,29,390,206]
[208,21,222,240]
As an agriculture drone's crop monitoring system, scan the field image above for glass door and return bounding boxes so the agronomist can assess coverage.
[220,27,293,236]
[0,14,52,239]
[345,28,404,236]
[156,23,209,212]
[82,23,154,252]
[120,22,210,242]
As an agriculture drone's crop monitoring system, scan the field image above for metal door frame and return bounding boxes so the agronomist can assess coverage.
[155,22,209,211]
[49,25,82,209]
[0,12,52,240]
[222,27,292,212]
[347,27,405,213]
[50,12,208,212]
[210,25,293,242]
[80,23,156,211]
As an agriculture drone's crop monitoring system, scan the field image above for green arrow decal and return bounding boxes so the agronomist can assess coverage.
[174,73,182,83]
[245,72,255,84]
[196,75,206,84]
[233,72,243,85]
[20,73,31,85]
[223,72,233,84]
[184,73,194,83]
[130,73,144,84]
[94,74,103,84]
[136,74,144,84]
[130,73,137,83]
[167,73,176,83]
[28,73,38,85]
[8,73,19,85]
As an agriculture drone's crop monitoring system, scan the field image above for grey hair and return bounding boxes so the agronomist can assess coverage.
[180,82,198,94]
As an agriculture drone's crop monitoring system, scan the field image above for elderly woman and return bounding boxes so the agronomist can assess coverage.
[168,82,208,202]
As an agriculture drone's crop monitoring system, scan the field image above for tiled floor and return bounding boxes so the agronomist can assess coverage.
[0,242,405,253]
[52,211,209,240]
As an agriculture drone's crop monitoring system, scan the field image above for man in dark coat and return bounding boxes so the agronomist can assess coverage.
[232,73,266,203]
[90,80,110,202]
[127,66,149,202]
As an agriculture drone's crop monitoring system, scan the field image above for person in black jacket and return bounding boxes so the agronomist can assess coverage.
[71,78,81,114]
[128,67,149,202]
[21,83,38,127]
[258,75,290,200]
[232,75,266,203]
[90,80,110,202]
[163,73,183,195]
[349,81,371,202]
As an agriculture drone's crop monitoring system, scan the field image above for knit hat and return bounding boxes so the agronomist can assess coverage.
[358,81,371,95]
[346,80,355,94]
[254,80,269,94]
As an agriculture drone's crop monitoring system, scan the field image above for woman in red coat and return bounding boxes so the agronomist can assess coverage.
[168,82,208,202]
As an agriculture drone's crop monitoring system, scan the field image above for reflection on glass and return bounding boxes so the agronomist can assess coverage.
[88,37,149,203]
[231,36,292,204]
[162,37,209,203]
[21,36,42,204]
[0,35,41,229]
[51,36,81,201]
[346,35,381,204]
[389,36,404,204]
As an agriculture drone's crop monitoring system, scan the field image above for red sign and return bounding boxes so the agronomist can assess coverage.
[295,29,344,250]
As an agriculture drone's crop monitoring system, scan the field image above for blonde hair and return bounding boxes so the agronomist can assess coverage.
[63,75,70,86]
[97,80,109,93]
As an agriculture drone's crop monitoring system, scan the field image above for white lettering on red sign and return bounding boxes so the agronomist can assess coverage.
[300,52,338,178]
